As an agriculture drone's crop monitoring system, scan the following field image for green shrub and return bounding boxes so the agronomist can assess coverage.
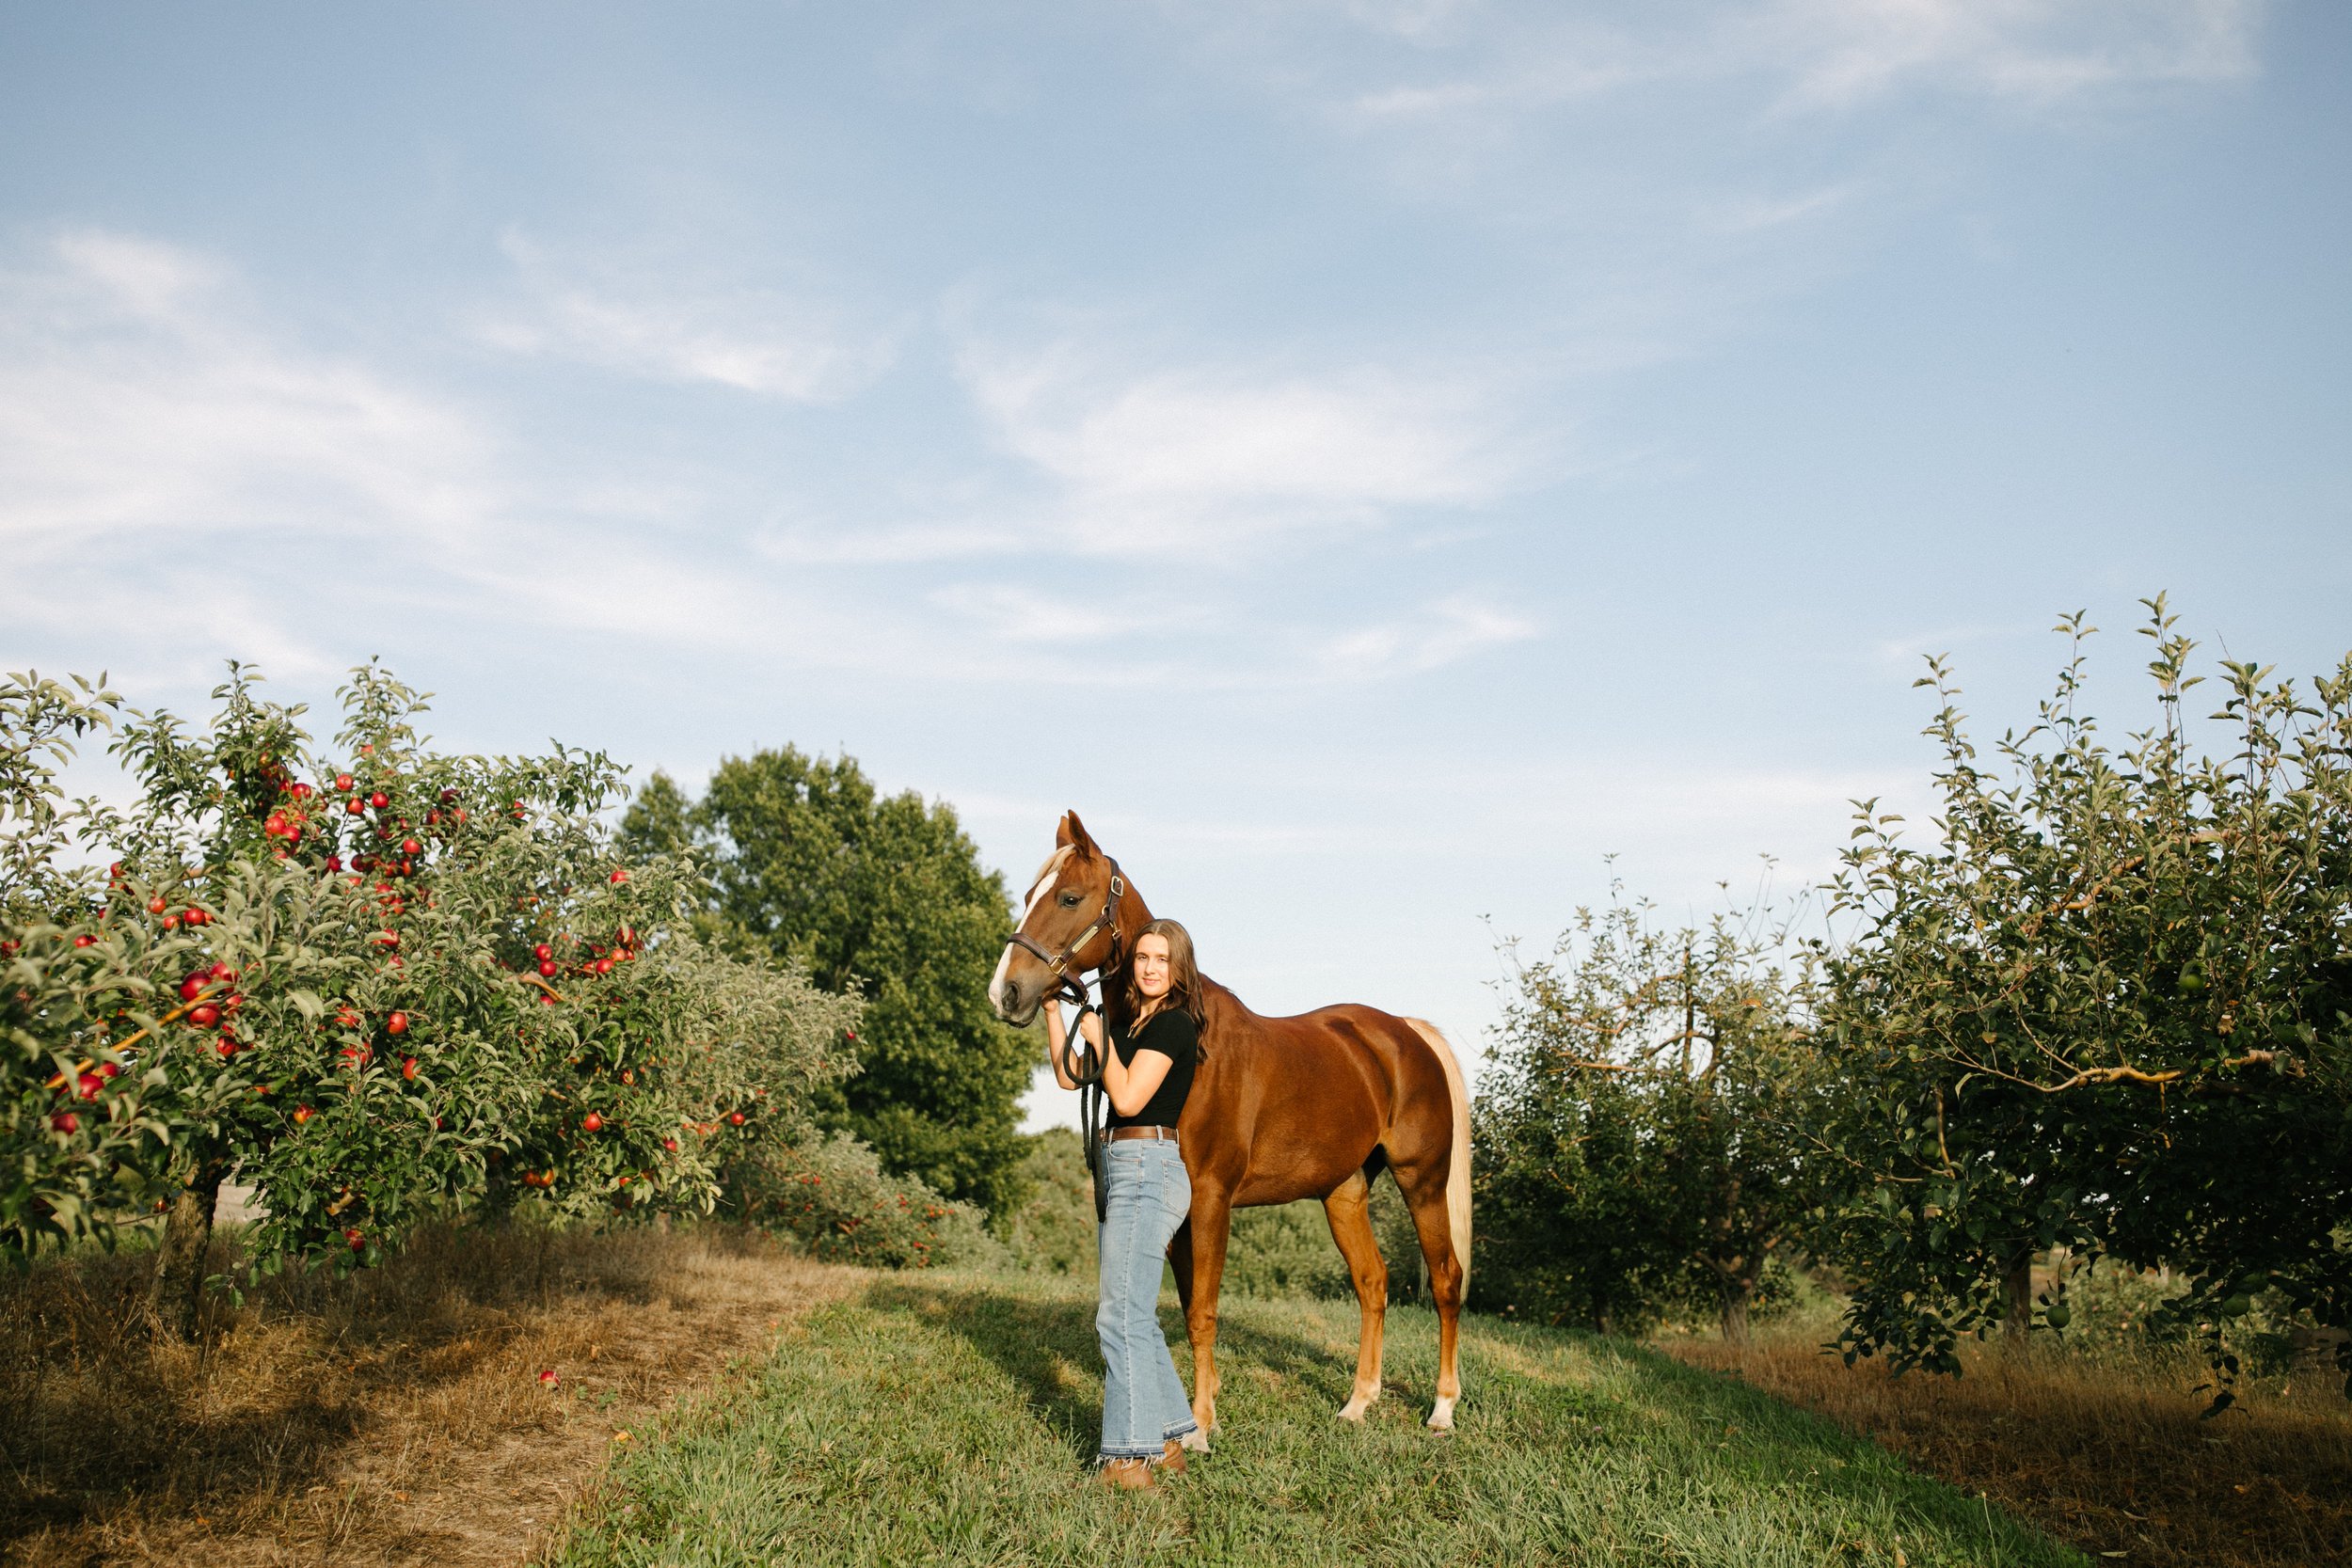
[730,1133,1003,1270]
[1002,1128,1093,1275]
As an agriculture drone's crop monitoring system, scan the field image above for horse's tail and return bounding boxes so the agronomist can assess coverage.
[1405,1018,1471,1295]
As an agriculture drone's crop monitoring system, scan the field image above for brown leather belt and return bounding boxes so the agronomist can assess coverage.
[1108,1125,1179,1143]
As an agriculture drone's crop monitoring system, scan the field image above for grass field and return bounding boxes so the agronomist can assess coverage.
[545,1272,2083,1568]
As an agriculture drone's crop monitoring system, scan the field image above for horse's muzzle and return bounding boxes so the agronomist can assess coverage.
[993,975,1041,1027]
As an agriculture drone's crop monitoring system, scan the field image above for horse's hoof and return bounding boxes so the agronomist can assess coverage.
[1425,1398,1456,1433]
[1337,1399,1375,1422]
[1180,1429,1212,1453]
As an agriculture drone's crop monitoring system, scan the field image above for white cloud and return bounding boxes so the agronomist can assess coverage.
[479,232,899,402]
[957,336,1540,555]
[0,230,879,677]
[1188,0,2265,124]
[928,583,1174,644]
[0,230,494,545]
[1317,593,1537,676]
[1762,0,2265,109]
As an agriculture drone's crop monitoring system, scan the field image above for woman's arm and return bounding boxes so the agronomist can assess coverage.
[1104,1045,1175,1118]
[1041,996,1104,1091]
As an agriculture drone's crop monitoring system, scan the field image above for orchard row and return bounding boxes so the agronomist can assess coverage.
[2,664,860,1335]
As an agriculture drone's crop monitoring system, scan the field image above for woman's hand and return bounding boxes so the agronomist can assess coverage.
[1041,996,1079,1090]
[1040,993,1104,1090]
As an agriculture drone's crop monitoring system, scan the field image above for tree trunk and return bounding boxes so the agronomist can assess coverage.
[1719,1282,1752,1345]
[2001,1245,2035,1349]
[149,1154,227,1340]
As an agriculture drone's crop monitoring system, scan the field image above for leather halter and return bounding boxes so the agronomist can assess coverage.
[1006,856,1126,1004]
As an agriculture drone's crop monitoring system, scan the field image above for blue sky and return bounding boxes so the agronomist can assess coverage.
[4,3,2345,1129]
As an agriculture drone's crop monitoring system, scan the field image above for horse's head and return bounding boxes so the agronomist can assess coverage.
[989,810,1131,1026]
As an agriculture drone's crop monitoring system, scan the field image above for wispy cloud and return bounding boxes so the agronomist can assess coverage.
[1760,0,2264,109]
[478,231,900,402]
[1316,593,1537,676]
[0,230,494,545]
[0,230,860,676]
[956,335,1542,556]
[1187,0,2265,128]
[0,229,1543,701]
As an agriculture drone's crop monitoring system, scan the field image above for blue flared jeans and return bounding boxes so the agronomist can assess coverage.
[1095,1138,1200,1461]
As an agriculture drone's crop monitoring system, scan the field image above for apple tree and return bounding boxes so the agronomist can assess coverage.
[1812,602,2352,1404]
[1475,891,1820,1339]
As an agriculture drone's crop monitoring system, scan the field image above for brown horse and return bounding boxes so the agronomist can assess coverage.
[988,811,1470,1440]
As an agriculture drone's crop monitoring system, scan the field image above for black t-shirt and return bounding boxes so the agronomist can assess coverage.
[1106,1008,1198,1129]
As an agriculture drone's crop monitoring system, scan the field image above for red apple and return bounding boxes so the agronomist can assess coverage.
[294,1104,314,1124]
[534,942,553,961]
[189,1004,220,1027]
[147,896,167,914]
[582,1112,605,1132]
[73,933,96,948]
[727,1110,746,1127]
[401,838,421,857]
[609,868,628,884]
[50,1111,78,1134]
[335,773,355,791]
[181,976,206,1001]
[346,797,364,815]
[75,1072,103,1100]
[402,1056,418,1081]
[661,1137,678,1153]
[386,1011,409,1036]
[344,1228,365,1252]
[369,791,389,809]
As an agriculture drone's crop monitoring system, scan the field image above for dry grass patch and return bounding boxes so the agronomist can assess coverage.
[0,1221,860,1567]
[1666,1329,2352,1568]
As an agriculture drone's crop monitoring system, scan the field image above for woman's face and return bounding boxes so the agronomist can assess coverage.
[1133,933,1173,1002]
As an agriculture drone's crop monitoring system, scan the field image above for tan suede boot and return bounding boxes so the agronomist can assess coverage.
[1100,1457,1156,1491]
[1159,1440,1189,1477]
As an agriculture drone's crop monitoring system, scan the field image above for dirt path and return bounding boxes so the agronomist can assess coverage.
[2,1227,863,1568]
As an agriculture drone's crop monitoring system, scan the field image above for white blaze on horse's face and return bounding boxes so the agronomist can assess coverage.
[988,846,1073,1021]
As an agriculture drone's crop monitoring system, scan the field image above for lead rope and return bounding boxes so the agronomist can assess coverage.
[1053,974,1112,1223]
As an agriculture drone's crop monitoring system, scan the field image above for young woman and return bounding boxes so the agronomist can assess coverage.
[1041,918,1203,1490]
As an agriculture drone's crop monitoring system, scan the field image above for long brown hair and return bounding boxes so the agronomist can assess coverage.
[1123,918,1204,1030]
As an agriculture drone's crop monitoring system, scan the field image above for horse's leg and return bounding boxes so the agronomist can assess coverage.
[1321,1168,1388,1421]
[1181,1184,1232,1447]
[1165,1215,1211,1451]
[1392,1159,1467,1432]
[1168,1214,1194,1315]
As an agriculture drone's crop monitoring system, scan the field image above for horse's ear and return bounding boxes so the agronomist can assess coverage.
[1060,811,1097,855]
